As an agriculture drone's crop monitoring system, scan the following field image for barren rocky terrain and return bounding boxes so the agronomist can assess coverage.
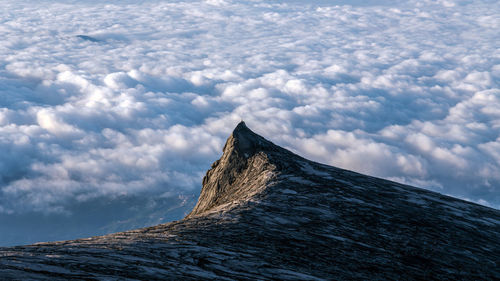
[0,122,499,280]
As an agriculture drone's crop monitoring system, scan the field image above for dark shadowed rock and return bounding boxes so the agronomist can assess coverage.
[76,35,100,42]
[188,121,281,217]
[0,122,499,280]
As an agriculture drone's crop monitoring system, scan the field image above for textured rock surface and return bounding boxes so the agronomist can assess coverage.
[0,122,499,280]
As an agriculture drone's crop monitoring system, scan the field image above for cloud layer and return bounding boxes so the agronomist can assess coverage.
[0,0,499,243]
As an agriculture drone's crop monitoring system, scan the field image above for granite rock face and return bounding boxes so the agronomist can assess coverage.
[0,122,499,280]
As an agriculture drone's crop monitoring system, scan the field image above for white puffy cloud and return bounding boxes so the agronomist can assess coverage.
[0,0,499,244]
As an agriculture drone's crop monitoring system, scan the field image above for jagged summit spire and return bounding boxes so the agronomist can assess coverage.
[224,121,275,158]
[233,120,252,135]
[235,120,247,129]
[231,121,255,150]
[187,122,280,217]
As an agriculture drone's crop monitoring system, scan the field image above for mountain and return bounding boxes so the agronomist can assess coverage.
[0,122,499,280]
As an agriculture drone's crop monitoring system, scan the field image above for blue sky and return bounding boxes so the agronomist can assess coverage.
[0,0,499,245]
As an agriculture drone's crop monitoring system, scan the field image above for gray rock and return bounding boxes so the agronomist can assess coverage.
[1,122,499,280]
[76,35,100,42]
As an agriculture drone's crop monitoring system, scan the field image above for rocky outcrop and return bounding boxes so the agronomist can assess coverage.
[0,122,499,280]
[187,121,278,217]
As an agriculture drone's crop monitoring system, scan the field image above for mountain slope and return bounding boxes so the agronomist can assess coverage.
[0,122,499,280]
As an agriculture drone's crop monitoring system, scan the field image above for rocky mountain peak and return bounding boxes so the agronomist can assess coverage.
[228,121,273,156]
[1,122,499,280]
[187,121,279,217]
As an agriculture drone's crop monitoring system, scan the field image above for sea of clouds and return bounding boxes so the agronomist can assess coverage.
[1,0,499,245]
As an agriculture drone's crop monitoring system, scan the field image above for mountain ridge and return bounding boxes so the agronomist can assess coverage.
[188,121,278,217]
[0,122,499,280]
